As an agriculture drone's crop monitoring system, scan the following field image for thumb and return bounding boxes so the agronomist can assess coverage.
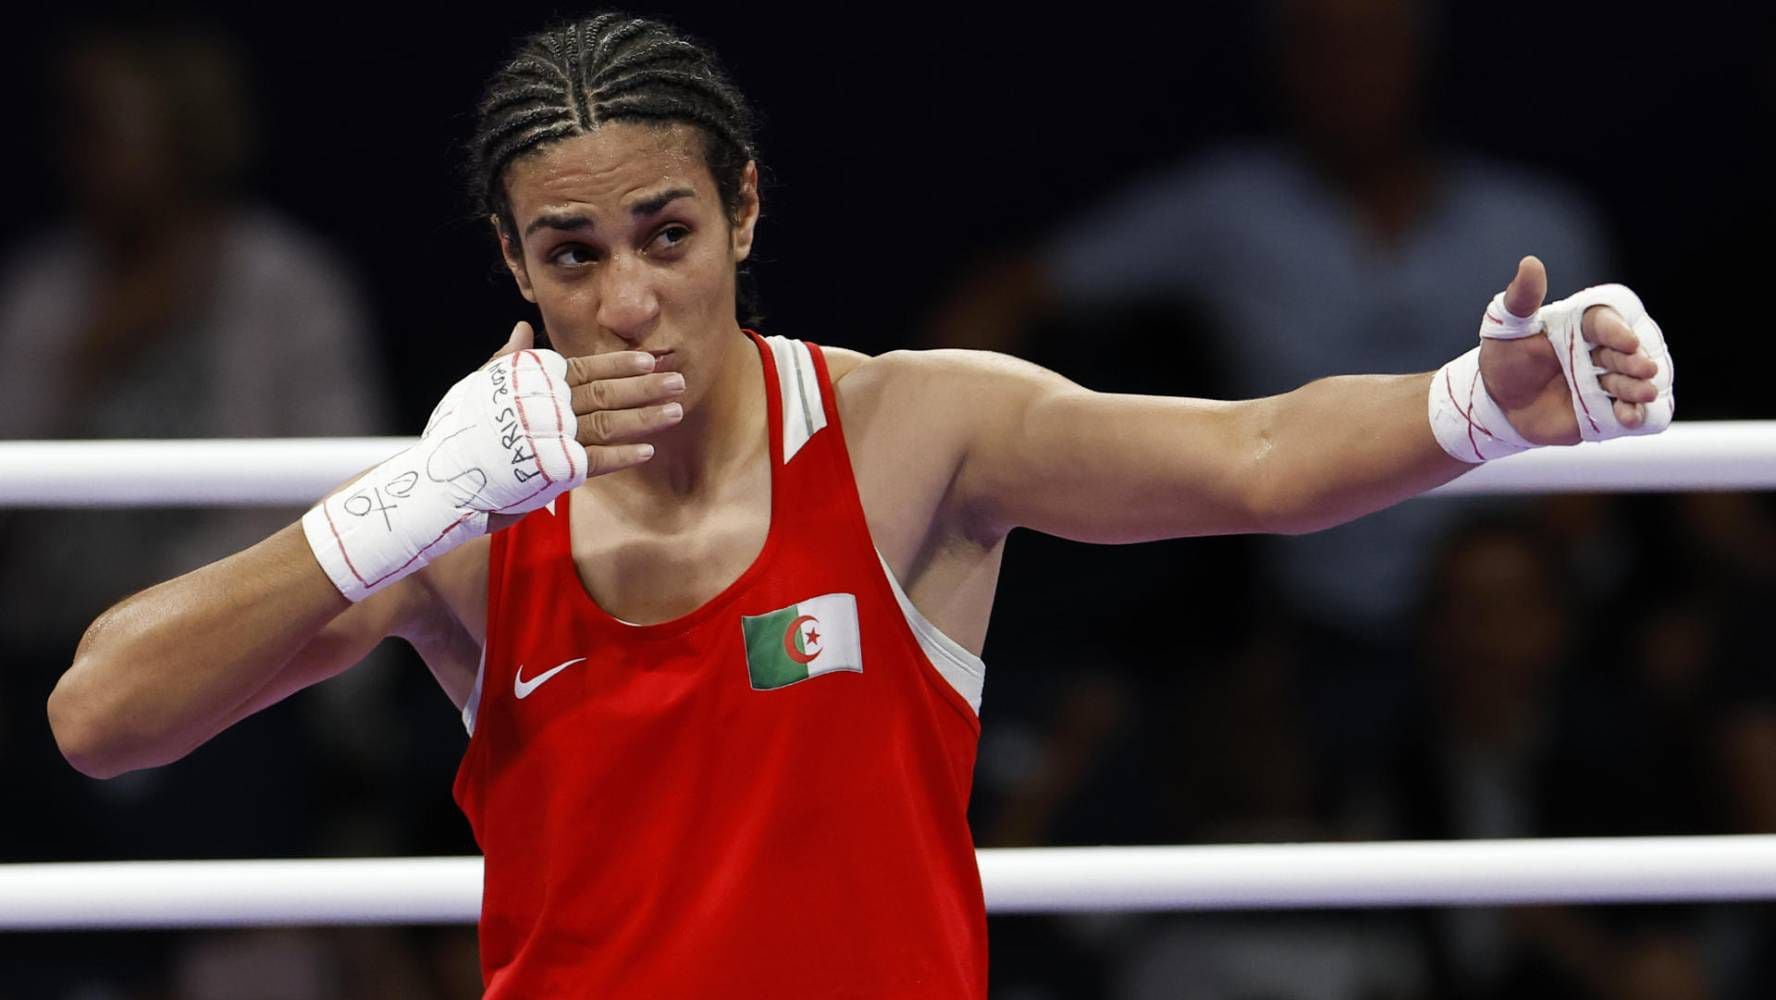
[1502,255,1548,319]
[487,320,535,364]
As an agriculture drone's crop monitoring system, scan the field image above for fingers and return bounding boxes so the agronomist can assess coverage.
[1582,305,1641,353]
[1612,398,1647,429]
[1590,345,1659,380]
[1587,320,1660,420]
[1592,334,1659,406]
[1584,323,1659,430]
[570,371,685,413]
[566,351,658,384]
[584,442,659,478]
[577,402,684,445]
[1598,372,1659,404]
[475,336,672,482]
[1503,255,1548,318]
[569,369,686,448]
[561,353,685,448]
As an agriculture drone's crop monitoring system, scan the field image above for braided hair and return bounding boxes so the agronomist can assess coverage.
[469,13,762,322]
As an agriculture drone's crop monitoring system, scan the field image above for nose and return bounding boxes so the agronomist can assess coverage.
[595,252,661,345]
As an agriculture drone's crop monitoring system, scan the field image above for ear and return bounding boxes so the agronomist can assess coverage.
[493,214,537,304]
[730,161,761,264]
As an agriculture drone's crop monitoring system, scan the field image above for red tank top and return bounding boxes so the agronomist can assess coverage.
[453,332,988,998]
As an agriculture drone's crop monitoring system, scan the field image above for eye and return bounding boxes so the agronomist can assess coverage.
[549,243,596,268]
[649,224,691,254]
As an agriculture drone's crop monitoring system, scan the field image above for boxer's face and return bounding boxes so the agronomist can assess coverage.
[497,122,758,389]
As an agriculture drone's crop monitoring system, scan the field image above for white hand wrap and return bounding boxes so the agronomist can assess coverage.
[1536,284,1676,442]
[1429,283,1676,463]
[303,349,585,602]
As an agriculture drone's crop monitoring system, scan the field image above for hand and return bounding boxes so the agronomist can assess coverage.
[308,321,691,600]
[482,321,685,531]
[486,321,686,471]
[1479,256,1664,445]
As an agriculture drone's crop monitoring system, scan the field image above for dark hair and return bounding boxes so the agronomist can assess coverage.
[468,13,762,324]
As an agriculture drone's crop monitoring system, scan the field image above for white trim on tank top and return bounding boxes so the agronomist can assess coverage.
[872,547,986,713]
[764,335,826,462]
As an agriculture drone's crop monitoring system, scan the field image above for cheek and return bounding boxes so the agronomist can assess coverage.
[685,240,737,302]
[532,281,598,340]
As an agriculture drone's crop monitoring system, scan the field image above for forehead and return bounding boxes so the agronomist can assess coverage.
[503,122,714,222]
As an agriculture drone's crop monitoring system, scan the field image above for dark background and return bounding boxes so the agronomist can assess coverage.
[3,3,1767,398]
[2,2,1773,998]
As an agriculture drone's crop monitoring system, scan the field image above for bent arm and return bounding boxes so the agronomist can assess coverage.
[906,350,1469,543]
[46,521,425,779]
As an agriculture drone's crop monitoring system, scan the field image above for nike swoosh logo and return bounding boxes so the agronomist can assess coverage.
[514,657,587,700]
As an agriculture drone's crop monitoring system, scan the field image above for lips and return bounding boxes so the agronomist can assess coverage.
[647,350,679,372]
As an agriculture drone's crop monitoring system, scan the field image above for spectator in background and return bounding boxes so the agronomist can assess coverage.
[0,26,385,642]
[1109,635,1428,1000]
[1387,514,1770,1000]
[929,0,1612,777]
[0,25,392,998]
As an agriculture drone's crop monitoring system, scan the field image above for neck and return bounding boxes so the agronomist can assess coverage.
[613,325,764,503]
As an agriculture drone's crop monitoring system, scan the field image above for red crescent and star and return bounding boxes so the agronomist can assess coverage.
[783,614,822,664]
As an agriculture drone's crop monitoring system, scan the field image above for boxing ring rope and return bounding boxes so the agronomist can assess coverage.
[2,421,1775,507]
[4,421,1776,930]
[7,837,1776,930]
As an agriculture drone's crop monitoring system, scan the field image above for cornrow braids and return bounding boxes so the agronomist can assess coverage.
[469,13,763,323]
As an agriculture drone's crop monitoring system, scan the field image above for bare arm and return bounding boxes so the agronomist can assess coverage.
[46,521,432,779]
[1241,370,1469,535]
[904,349,1466,544]
[929,258,1663,543]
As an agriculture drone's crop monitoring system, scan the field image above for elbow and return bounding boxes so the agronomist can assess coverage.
[47,652,151,781]
[48,673,126,780]
[1240,400,1338,537]
[1250,484,1342,537]
[1249,496,1317,538]
[48,683,113,779]
[1243,417,1303,536]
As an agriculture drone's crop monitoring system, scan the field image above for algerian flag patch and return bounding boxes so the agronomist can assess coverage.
[741,593,863,690]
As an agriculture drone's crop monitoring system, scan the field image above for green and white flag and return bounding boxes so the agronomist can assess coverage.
[741,593,863,690]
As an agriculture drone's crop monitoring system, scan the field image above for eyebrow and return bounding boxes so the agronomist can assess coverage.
[523,212,593,238]
[630,187,696,218]
[521,188,698,239]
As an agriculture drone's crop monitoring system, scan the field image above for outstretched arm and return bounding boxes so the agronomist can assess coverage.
[926,351,1462,543]
[926,257,1665,543]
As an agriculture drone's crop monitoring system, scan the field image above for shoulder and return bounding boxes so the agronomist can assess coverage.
[827,346,1076,441]
[832,346,1070,395]
[817,343,872,384]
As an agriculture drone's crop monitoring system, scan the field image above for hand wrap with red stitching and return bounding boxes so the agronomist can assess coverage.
[1428,284,1675,464]
[302,349,584,602]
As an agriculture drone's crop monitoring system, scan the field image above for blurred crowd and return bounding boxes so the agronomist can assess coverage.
[2,4,1773,998]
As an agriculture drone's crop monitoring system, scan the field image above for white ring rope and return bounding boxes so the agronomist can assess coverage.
[0,437,412,508]
[5,425,1773,930]
[0,422,1774,507]
[6,838,1776,930]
